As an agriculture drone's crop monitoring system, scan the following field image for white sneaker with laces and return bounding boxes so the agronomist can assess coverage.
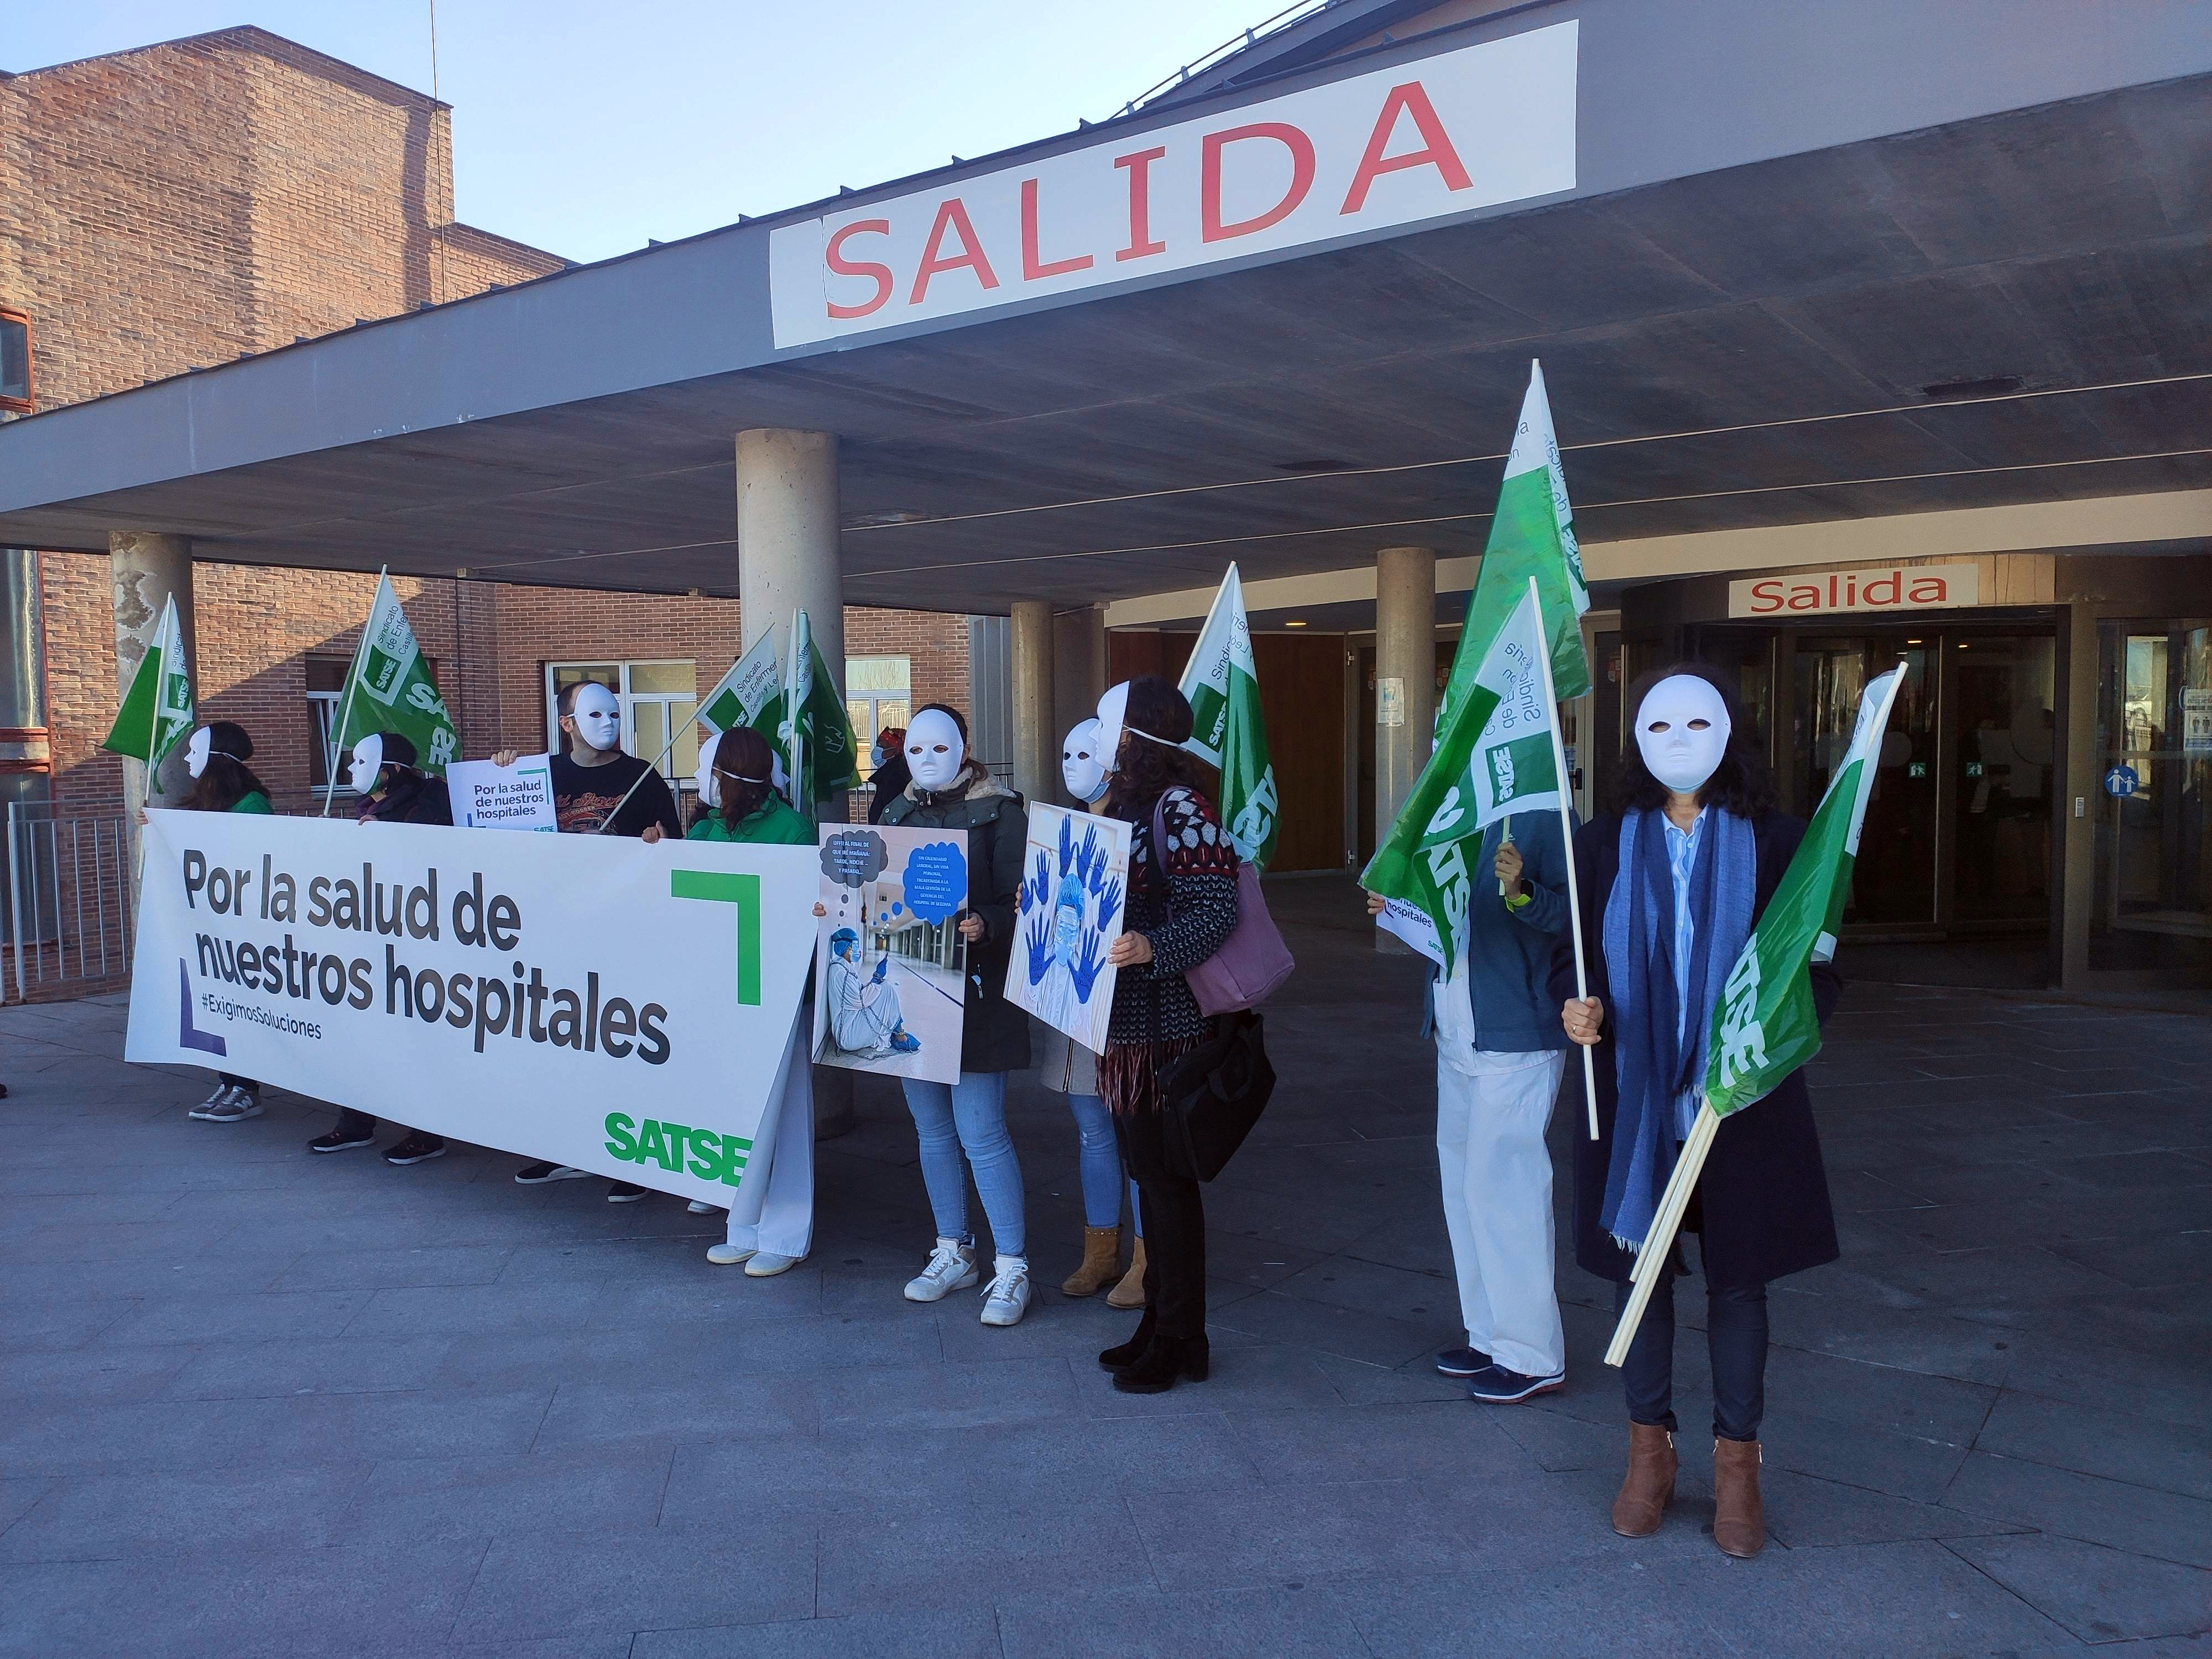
[979,1255,1032,1327]
[745,1251,804,1277]
[705,1243,757,1266]
[903,1237,978,1303]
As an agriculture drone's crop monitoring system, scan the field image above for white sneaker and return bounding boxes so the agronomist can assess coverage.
[687,1199,723,1214]
[745,1251,804,1277]
[979,1255,1032,1327]
[705,1243,757,1266]
[904,1237,978,1303]
[189,1083,237,1121]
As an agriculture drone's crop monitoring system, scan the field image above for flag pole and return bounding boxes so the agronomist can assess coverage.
[591,700,706,834]
[322,567,384,818]
[1605,1099,1719,1367]
[1528,576,1599,1141]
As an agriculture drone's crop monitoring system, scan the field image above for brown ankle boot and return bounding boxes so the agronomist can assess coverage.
[1105,1238,1147,1310]
[1712,1437,1765,1558]
[1061,1227,1121,1296]
[1611,1423,1677,1538]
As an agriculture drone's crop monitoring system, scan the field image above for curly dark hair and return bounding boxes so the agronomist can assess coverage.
[708,726,784,830]
[1100,676,1208,821]
[1609,661,1777,819]
[182,722,269,812]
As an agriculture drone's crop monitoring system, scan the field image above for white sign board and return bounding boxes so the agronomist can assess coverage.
[2184,688,2212,757]
[811,825,969,1086]
[1004,805,1132,1053]
[1729,564,1980,618]
[126,811,817,1205]
[769,23,1577,347]
[447,753,557,831]
[1376,894,1446,966]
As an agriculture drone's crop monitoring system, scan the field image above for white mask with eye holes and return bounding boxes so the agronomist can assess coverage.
[1061,717,1108,804]
[693,731,723,810]
[1635,674,1733,795]
[567,682,622,753]
[905,708,966,792]
[185,727,215,780]
[347,732,385,797]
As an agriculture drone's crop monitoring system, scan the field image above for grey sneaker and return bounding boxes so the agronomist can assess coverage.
[903,1237,978,1303]
[189,1083,238,1120]
[201,1089,262,1123]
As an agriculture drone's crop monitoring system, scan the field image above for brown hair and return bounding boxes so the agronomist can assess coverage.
[1100,676,1207,821]
[710,726,782,828]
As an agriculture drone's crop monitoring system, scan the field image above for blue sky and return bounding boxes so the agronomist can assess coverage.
[12,1,1285,264]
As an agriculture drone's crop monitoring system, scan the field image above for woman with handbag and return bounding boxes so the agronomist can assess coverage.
[1092,677,1240,1394]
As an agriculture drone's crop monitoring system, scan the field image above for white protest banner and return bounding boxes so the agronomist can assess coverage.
[448,754,557,832]
[126,810,816,1205]
[1375,894,1446,967]
[811,823,968,1086]
[1005,804,1130,1052]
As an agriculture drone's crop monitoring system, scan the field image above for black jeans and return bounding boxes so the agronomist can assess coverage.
[1117,1109,1207,1340]
[218,1073,259,1094]
[1614,1272,1769,1443]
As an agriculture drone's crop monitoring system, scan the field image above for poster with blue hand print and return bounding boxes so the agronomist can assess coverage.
[1004,804,1130,1054]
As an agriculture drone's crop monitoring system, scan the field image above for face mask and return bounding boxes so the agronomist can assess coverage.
[568,682,622,753]
[695,737,722,810]
[185,727,213,780]
[1093,684,1130,775]
[905,708,966,791]
[1061,717,1108,803]
[870,742,889,770]
[1635,675,1733,795]
[348,733,385,797]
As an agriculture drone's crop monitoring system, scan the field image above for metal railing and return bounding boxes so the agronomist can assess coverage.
[4,801,135,1003]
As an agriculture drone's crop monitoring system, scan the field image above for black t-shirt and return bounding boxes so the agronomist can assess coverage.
[549,751,681,839]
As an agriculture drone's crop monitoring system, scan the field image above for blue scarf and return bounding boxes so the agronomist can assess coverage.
[1599,806,1756,1253]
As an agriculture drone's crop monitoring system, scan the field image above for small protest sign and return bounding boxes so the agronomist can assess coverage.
[811,824,968,1085]
[1004,804,1130,1053]
[448,754,559,831]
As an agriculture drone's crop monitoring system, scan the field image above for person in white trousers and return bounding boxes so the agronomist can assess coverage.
[706,1004,815,1275]
[1370,808,1576,1404]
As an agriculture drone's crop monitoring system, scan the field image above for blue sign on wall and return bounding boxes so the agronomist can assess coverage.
[2104,764,2140,799]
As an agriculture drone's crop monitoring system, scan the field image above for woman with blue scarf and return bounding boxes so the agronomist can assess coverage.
[1556,664,1840,1560]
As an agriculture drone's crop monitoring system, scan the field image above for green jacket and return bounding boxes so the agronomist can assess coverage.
[685,795,814,845]
[228,791,274,815]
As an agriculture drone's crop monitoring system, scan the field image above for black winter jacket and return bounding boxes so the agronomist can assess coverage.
[880,772,1031,1073]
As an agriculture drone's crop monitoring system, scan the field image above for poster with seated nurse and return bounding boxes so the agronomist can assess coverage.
[811,824,968,1086]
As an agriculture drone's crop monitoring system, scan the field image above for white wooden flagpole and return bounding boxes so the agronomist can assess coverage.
[1605,1099,1720,1367]
[321,566,384,817]
[1528,577,1600,1140]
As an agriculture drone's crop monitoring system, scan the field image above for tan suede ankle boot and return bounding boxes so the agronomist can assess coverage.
[1610,1423,1677,1538]
[1105,1237,1147,1309]
[1712,1437,1766,1558]
[1061,1227,1121,1296]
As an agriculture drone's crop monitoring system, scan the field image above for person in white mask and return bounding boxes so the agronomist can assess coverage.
[164,722,274,1124]
[878,702,1036,1327]
[1033,717,1147,1301]
[1556,664,1841,1561]
[497,679,680,1198]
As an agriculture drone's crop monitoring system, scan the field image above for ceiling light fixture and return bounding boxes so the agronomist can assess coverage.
[1284,619,1308,627]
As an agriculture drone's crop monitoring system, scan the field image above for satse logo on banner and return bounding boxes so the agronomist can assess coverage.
[768,23,1577,347]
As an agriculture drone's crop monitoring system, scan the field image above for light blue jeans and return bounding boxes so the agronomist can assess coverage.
[902,1071,1026,1258]
[1065,1091,1142,1237]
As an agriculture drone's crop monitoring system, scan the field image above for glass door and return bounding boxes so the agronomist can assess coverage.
[1947,635,2056,925]
[1792,633,1937,927]
[2092,621,2212,977]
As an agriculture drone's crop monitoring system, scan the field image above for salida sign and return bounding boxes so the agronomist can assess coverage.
[769,23,1577,347]
[1729,564,1981,618]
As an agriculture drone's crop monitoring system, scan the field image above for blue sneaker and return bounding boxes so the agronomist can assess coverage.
[889,1030,920,1054]
[1466,1364,1565,1404]
[1433,1347,1491,1378]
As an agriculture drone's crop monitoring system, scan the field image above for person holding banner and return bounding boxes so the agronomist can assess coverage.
[158,723,274,1124]
[879,703,1036,1328]
[495,680,679,1199]
[1092,677,1240,1395]
[1557,665,1840,1559]
[642,726,819,1272]
[307,731,453,1165]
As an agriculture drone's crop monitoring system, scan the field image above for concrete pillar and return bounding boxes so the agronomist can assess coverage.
[1010,600,1056,805]
[110,532,198,819]
[732,429,855,1139]
[1052,604,1108,751]
[1374,545,1437,847]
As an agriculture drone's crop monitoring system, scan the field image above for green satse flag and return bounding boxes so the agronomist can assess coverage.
[1360,582,1562,968]
[1442,361,1590,721]
[781,611,861,806]
[101,593,195,767]
[334,574,458,772]
[696,629,785,741]
[696,618,859,806]
[1704,664,1907,1117]
[1178,564,1278,867]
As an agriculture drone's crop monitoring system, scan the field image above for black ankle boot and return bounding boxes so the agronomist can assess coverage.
[1111,1333,1209,1394]
[1098,1310,1156,1371]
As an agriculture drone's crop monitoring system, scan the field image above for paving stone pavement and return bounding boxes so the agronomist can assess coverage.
[2,875,2207,1657]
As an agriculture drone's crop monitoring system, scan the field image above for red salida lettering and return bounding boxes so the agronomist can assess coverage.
[1202,122,1316,242]
[1341,82,1473,215]
[909,198,999,305]
[824,220,893,320]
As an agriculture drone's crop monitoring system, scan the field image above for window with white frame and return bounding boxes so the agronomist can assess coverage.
[544,660,698,779]
[846,655,912,781]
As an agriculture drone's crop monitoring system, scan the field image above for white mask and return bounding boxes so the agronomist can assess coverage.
[1061,718,1108,804]
[568,682,622,753]
[1635,674,1733,795]
[1093,682,1130,775]
[348,732,385,796]
[694,730,722,810]
[905,708,966,791]
[185,727,213,779]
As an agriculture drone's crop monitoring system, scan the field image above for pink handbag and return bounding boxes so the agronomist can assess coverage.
[1150,793,1295,1015]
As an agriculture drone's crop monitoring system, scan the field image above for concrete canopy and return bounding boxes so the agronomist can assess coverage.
[1,0,2207,615]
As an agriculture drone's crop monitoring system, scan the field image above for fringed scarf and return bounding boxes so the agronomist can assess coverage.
[1599,806,1756,1253]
